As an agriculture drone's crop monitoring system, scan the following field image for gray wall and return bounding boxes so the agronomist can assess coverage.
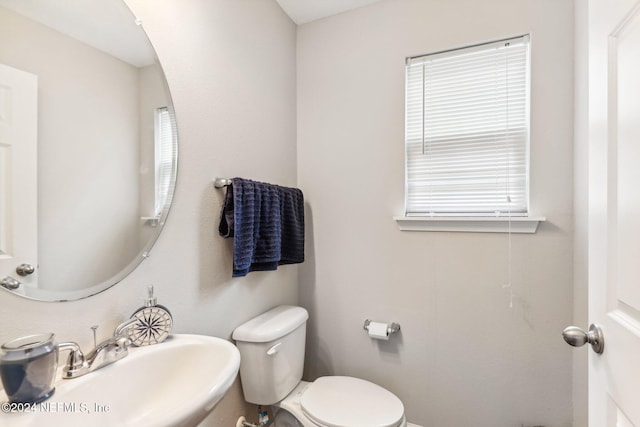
[297,0,575,426]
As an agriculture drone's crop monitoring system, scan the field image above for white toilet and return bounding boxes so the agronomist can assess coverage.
[232,305,411,427]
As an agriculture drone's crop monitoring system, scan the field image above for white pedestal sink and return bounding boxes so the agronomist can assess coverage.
[0,334,240,427]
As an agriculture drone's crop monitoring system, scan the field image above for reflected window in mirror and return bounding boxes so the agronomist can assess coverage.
[154,106,177,219]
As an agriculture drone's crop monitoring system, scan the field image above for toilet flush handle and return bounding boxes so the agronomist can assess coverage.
[266,342,282,356]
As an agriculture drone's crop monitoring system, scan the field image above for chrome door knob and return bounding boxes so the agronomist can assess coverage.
[1,276,21,290]
[16,263,35,276]
[562,324,604,354]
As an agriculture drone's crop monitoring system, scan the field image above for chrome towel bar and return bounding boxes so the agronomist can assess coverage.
[214,178,232,188]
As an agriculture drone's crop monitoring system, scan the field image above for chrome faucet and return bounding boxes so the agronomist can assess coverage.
[59,319,136,379]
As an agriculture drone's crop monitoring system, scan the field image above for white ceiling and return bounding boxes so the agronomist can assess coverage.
[0,0,155,67]
[276,0,384,24]
[0,0,384,67]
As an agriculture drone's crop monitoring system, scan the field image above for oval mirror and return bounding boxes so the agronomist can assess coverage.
[0,0,177,301]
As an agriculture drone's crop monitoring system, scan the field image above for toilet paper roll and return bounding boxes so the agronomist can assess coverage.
[367,321,390,340]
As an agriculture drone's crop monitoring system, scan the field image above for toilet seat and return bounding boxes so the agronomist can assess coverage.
[300,376,405,427]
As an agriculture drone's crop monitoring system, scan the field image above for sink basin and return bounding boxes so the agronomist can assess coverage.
[0,334,240,427]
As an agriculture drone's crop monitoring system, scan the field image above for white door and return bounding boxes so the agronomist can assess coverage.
[0,63,38,291]
[587,0,640,424]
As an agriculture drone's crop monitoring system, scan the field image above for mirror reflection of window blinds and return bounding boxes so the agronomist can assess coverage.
[155,107,177,216]
[405,35,530,216]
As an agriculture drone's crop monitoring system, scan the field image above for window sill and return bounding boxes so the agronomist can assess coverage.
[393,216,546,233]
[141,216,160,228]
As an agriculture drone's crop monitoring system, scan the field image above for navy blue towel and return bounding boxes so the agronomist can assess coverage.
[219,178,304,277]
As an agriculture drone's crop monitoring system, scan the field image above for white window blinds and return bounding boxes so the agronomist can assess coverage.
[405,35,530,216]
[155,106,177,216]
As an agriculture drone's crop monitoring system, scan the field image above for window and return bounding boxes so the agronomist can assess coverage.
[404,35,530,217]
[154,106,177,217]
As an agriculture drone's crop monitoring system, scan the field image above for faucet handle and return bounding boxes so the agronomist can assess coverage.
[115,336,132,351]
[58,342,84,366]
[57,341,86,378]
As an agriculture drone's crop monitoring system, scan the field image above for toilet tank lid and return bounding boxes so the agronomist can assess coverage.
[232,305,309,343]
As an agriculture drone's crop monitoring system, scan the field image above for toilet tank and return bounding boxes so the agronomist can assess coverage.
[232,305,309,405]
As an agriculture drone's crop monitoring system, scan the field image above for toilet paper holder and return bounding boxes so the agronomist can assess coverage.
[363,319,401,335]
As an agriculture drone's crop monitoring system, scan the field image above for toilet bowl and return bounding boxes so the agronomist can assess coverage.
[232,305,410,427]
[273,379,407,427]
